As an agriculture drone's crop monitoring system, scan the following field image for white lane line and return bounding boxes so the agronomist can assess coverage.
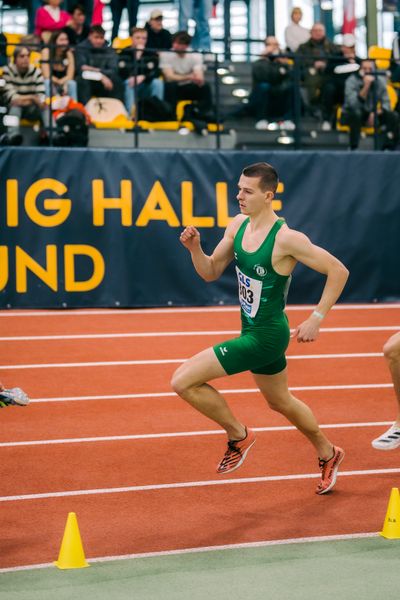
[28,383,393,403]
[0,421,392,448]
[0,352,384,370]
[0,531,378,573]
[0,331,239,341]
[1,325,398,342]
[1,468,400,502]
[0,304,399,317]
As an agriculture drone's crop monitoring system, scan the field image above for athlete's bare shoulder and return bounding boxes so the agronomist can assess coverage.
[224,213,248,239]
[275,223,310,253]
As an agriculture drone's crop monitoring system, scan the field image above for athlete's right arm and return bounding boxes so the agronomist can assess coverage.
[179,216,244,282]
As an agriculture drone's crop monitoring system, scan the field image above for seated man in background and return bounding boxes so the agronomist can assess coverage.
[297,22,340,122]
[2,46,49,143]
[145,9,172,51]
[319,33,360,130]
[75,25,123,105]
[250,36,294,130]
[342,58,399,150]
[160,31,213,118]
[118,27,164,116]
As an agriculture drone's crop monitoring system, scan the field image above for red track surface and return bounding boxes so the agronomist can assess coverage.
[1,305,399,569]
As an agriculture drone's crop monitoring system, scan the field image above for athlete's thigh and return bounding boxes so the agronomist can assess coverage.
[252,369,291,404]
[173,347,227,388]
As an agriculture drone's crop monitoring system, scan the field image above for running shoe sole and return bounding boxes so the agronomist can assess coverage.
[217,438,256,475]
[316,448,345,495]
[0,388,29,406]
[371,427,400,450]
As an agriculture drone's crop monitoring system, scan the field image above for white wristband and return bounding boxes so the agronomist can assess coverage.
[312,310,324,320]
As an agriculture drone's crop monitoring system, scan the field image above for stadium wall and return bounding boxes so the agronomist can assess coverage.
[0,148,399,308]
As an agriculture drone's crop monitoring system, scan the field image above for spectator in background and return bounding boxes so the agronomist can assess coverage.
[2,46,48,142]
[297,22,340,121]
[284,6,310,52]
[64,4,90,45]
[0,32,7,67]
[118,27,164,115]
[35,0,72,42]
[391,31,400,85]
[160,31,213,115]
[319,33,360,130]
[250,36,294,130]
[75,25,123,105]
[110,0,139,41]
[92,0,104,25]
[342,58,399,150]
[41,30,77,99]
[145,9,172,51]
[179,0,212,51]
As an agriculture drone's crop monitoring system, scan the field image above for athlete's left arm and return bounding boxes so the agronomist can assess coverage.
[280,229,349,343]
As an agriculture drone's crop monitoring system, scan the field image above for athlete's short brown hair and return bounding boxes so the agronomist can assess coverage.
[242,162,279,193]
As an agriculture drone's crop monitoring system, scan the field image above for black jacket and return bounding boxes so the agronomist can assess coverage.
[144,22,172,51]
[117,48,160,82]
[75,39,118,78]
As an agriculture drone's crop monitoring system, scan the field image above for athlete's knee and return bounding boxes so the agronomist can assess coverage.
[171,369,188,397]
[264,391,293,413]
[171,367,197,399]
[383,335,400,363]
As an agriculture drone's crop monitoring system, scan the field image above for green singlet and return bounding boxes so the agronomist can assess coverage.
[213,217,291,375]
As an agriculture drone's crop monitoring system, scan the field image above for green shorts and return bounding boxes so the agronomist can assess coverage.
[213,314,290,376]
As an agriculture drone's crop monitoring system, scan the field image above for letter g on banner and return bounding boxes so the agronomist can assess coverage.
[25,179,71,226]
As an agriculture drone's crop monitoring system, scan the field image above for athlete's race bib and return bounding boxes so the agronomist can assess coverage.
[235,266,262,318]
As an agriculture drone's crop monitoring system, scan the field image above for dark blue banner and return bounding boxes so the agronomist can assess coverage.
[0,148,399,308]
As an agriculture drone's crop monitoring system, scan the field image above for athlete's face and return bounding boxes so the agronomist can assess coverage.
[236,175,273,214]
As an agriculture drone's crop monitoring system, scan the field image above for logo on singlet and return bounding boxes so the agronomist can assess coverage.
[220,346,228,356]
[254,265,267,277]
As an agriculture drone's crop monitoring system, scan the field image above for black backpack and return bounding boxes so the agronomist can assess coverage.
[54,109,89,147]
[137,97,175,121]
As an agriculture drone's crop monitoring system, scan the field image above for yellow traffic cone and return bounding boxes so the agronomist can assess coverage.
[54,512,90,569]
[380,488,400,539]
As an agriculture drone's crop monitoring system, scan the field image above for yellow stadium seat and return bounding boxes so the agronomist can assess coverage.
[112,37,132,51]
[368,45,391,70]
[176,99,192,121]
[387,84,398,109]
[4,32,23,57]
[30,51,41,68]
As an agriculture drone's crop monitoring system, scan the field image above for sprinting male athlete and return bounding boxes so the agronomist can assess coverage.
[171,162,349,495]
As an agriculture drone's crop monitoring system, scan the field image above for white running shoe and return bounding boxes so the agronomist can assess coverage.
[371,425,400,450]
[0,387,30,407]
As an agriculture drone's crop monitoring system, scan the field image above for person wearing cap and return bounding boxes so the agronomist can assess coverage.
[110,0,139,40]
[145,10,172,51]
[179,0,212,51]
